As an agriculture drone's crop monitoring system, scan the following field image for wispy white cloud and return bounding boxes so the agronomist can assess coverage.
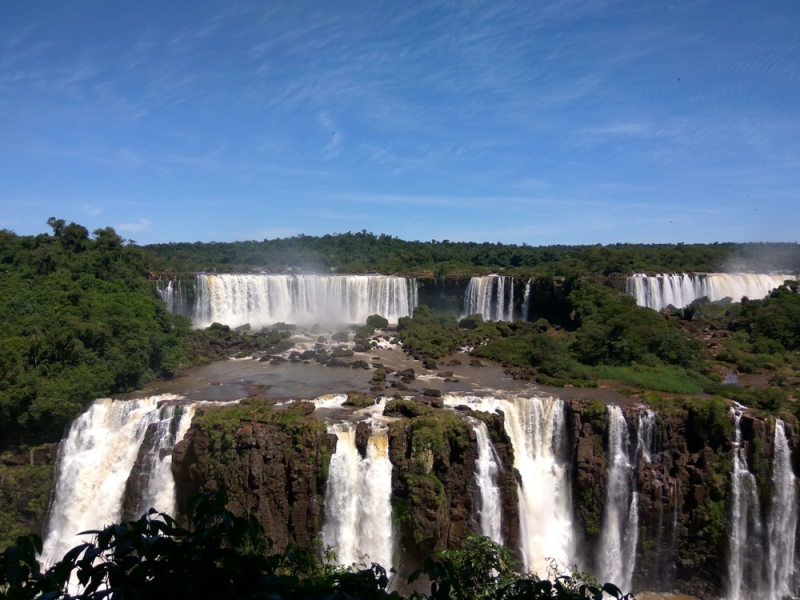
[116,219,151,232]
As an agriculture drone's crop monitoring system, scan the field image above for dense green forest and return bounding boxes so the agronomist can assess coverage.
[397,279,800,415]
[2,219,799,444]
[0,220,192,441]
[145,233,800,276]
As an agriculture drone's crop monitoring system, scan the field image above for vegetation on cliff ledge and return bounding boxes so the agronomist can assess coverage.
[397,277,800,417]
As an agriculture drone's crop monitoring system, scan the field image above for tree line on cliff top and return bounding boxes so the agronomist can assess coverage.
[144,231,800,276]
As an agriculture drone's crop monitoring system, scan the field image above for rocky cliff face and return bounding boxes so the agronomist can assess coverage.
[171,401,336,550]
[162,396,798,599]
[0,444,57,549]
[386,404,519,575]
[566,397,800,598]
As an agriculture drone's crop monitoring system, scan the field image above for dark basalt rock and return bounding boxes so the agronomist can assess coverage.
[423,388,442,398]
[355,422,371,459]
[469,359,483,367]
[172,411,335,551]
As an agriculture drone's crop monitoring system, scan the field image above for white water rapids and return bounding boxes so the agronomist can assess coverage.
[40,396,194,568]
[158,274,418,328]
[626,273,796,311]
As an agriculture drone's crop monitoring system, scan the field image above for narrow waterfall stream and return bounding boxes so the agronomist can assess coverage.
[321,424,394,568]
[599,405,637,593]
[521,279,532,322]
[727,405,764,600]
[471,419,504,544]
[637,409,656,463]
[767,420,798,600]
[41,395,194,567]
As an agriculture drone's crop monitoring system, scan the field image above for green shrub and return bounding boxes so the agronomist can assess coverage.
[366,314,389,329]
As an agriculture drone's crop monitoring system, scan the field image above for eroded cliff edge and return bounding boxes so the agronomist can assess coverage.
[167,395,800,599]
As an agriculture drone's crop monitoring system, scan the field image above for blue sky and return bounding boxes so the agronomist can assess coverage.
[1,1,798,245]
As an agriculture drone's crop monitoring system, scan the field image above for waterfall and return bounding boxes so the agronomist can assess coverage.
[626,273,797,311]
[321,424,394,568]
[463,276,517,321]
[160,274,417,328]
[442,393,572,575]
[471,419,504,544]
[637,409,657,464]
[727,406,764,600]
[766,420,797,600]
[521,279,532,322]
[599,405,638,593]
[125,404,197,520]
[41,396,193,567]
[726,410,799,600]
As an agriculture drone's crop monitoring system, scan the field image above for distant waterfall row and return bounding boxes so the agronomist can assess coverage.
[462,276,531,322]
[157,274,418,327]
[626,273,796,311]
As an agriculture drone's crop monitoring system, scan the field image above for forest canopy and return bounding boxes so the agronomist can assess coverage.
[143,233,800,277]
[0,220,190,440]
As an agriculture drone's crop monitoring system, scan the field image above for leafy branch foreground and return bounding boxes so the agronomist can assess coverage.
[0,493,627,600]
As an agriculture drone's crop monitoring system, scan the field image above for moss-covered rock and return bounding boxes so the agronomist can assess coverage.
[0,444,57,549]
[171,398,335,550]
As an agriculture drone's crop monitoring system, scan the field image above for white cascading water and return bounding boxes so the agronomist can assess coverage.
[471,419,504,544]
[168,274,418,328]
[766,420,798,600]
[127,404,197,519]
[41,395,194,567]
[599,405,638,593]
[521,279,532,322]
[155,279,193,318]
[626,273,796,311]
[321,424,394,568]
[727,405,763,600]
[637,409,657,464]
[443,393,572,575]
[463,276,516,321]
